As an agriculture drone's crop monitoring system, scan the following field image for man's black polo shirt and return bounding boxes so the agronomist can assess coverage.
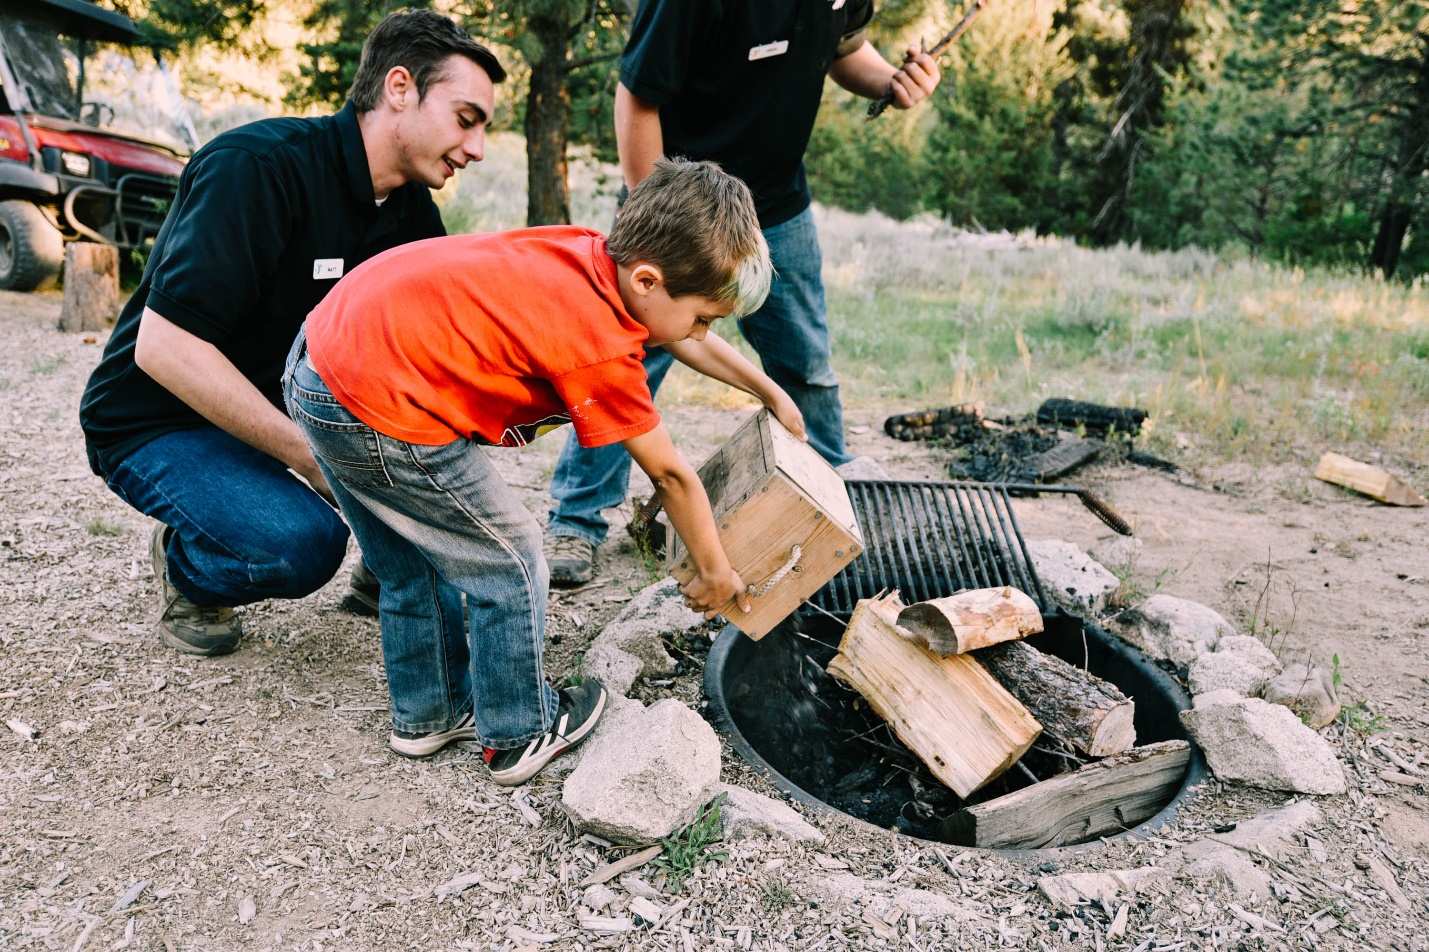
[620,0,874,227]
[80,103,445,476]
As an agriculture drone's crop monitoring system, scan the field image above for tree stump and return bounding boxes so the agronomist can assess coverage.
[59,242,119,332]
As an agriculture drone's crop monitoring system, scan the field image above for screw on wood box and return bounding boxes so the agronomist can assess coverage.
[668,409,864,639]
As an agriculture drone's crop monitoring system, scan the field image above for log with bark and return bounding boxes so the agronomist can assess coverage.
[827,594,1042,798]
[895,587,1043,656]
[977,640,1136,757]
[941,740,1190,849]
[1036,398,1147,437]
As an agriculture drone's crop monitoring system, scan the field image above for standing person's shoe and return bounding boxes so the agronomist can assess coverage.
[545,535,596,588]
[389,711,477,758]
[149,524,242,656]
[484,680,608,786]
[341,561,380,617]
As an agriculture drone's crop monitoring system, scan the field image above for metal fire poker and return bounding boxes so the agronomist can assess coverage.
[866,0,989,120]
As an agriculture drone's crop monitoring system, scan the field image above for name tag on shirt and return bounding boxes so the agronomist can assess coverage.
[313,258,344,280]
[748,40,789,61]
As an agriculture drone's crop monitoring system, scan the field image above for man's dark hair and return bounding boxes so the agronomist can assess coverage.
[348,10,506,112]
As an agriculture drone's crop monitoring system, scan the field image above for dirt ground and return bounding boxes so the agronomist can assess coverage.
[2,288,1426,951]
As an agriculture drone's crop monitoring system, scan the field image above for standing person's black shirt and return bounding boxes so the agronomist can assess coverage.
[620,0,874,227]
[80,104,445,476]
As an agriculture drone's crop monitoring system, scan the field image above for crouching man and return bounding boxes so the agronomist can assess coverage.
[79,11,504,655]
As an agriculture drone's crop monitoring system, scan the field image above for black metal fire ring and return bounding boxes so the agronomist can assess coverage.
[703,617,1208,859]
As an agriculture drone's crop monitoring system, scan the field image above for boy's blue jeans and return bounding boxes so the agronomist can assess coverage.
[547,206,852,545]
[283,337,558,747]
[100,427,349,607]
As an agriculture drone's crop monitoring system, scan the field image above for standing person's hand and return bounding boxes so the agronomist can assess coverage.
[888,44,941,109]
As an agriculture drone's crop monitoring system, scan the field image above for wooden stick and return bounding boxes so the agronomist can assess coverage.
[867,0,989,119]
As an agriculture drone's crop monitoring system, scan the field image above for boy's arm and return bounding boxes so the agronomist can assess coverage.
[621,423,751,618]
[663,334,807,440]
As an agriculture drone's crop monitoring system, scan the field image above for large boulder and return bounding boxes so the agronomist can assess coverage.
[581,579,704,694]
[1263,662,1341,729]
[1180,697,1346,795]
[1188,635,1282,698]
[561,699,720,844]
[716,784,824,844]
[1025,539,1120,616]
[1108,594,1236,669]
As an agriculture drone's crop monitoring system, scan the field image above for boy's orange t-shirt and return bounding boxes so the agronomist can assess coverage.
[303,227,659,449]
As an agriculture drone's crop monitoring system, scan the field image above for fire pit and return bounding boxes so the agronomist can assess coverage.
[702,479,1206,853]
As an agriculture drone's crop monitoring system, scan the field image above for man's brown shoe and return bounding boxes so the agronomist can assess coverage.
[545,535,595,588]
[149,524,242,656]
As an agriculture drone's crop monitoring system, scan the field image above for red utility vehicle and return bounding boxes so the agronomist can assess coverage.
[0,0,193,289]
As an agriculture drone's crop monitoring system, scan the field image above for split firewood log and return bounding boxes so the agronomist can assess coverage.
[895,587,1043,656]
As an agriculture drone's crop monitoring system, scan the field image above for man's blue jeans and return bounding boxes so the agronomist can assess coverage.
[547,206,851,545]
[100,427,349,607]
[284,338,559,747]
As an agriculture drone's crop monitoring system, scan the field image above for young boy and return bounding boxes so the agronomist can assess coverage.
[283,158,805,785]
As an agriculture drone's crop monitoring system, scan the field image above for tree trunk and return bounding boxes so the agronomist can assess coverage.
[1370,36,1429,279]
[524,17,572,226]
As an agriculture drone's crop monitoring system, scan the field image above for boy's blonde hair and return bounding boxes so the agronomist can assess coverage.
[607,157,772,318]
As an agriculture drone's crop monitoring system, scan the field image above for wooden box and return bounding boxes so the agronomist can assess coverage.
[668,409,864,639]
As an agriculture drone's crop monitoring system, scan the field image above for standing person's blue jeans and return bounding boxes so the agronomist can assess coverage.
[547,205,850,545]
[283,336,559,747]
[99,427,349,607]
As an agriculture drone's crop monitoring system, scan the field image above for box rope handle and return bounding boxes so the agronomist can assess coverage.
[749,545,802,598]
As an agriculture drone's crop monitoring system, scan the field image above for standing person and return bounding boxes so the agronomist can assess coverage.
[80,11,504,658]
[286,158,800,771]
[544,0,942,585]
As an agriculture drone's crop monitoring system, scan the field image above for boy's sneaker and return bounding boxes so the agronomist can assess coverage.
[341,561,380,617]
[149,524,242,656]
[546,535,596,588]
[484,680,608,786]
[389,711,477,758]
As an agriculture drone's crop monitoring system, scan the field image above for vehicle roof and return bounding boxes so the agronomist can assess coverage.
[9,0,144,45]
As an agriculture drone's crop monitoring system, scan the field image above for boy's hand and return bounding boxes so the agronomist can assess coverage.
[768,392,807,441]
[681,568,751,619]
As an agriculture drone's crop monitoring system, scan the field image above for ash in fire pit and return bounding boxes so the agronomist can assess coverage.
[704,607,1204,850]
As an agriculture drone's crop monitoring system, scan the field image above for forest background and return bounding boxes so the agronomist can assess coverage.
[110,0,1429,284]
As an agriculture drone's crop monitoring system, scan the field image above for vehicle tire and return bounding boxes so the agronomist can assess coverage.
[0,200,64,292]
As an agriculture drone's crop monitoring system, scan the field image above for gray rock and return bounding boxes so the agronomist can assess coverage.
[582,643,644,697]
[835,456,891,481]
[1180,697,1347,794]
[547,692,646,779]
[1263,662,1341,729]
[716,784,824,844]
[1164,801,1322,900]
[1025,539,1120,615]
[561,699,721,844]
[1188,637,1282,698]
[1193,689,1246,709]
[582,580,702,693]
[1109,594,1237,669]
[1169,846,1271,900]
[1211,800,1322,860]
[1037,868,1168,909]
[1087,534,1143,571]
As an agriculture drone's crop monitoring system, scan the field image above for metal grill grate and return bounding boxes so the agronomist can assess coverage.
[811,480,1051,617]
